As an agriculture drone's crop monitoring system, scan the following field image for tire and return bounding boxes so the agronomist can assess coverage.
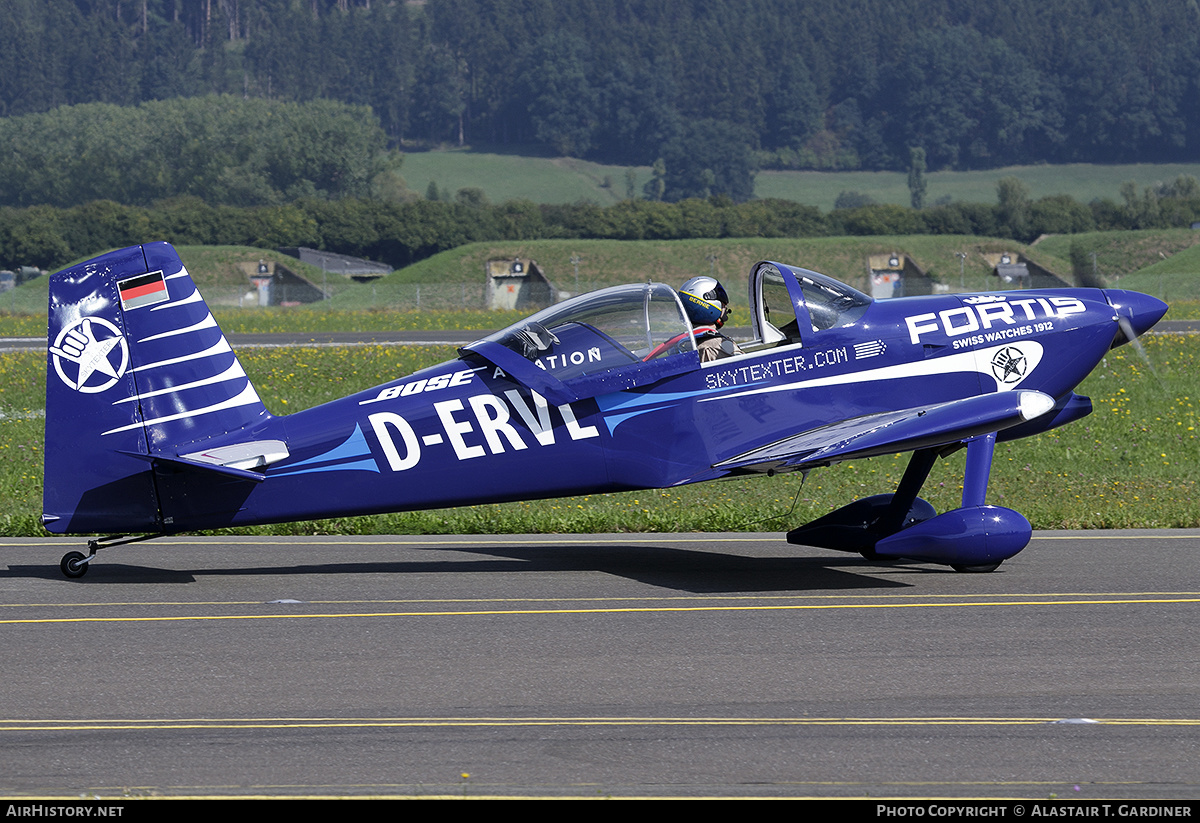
[61,551,89,579]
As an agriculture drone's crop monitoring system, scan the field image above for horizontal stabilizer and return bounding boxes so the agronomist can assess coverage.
[180,439,290,470]
[118,439,290,483]
[715,390,1055,474]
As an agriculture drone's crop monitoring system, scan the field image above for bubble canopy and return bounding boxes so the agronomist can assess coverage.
[462,283,699,404]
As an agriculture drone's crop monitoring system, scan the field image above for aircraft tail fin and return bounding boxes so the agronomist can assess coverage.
[43,242,275,534]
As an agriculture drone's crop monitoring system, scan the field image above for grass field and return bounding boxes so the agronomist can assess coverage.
[757,163,1200,211]
[3,333,1197,538]
[401,150,1200,211]
[402,149,636,205]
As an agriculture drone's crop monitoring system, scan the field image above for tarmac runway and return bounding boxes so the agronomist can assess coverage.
[2,530,1199,799]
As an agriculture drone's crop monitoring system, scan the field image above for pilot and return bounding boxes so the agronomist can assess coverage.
[679,276,743,361]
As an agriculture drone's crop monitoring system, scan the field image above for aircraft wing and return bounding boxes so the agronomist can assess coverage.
[714,390,1056,474]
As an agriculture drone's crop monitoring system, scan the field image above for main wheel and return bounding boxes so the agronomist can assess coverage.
[950,562,1002,573]
[60,551,89,579]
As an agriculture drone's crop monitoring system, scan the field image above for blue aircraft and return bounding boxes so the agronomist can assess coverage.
[44,242,1166,578]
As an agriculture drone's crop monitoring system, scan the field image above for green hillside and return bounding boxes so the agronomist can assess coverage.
[330,235,1068,311]
[402,152,1200,212]
[1033,229,1200,302]
[6,231,1200,337]
[0,246,351,318]
[403,151,638,205]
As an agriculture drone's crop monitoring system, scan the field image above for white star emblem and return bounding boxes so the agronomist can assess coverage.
[50,317,130,393]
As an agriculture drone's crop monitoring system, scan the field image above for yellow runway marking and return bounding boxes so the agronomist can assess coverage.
[5,590,1200,609]
[1,715,1198,732]
[1,595,1198,624]
[7,592,1200,611]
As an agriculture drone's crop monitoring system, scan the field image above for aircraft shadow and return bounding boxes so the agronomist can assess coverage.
[5,541,944,592]
[424,542,925,593]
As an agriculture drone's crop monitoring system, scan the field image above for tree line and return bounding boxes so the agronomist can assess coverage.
[3,0,1199,193]
[6,180,1200,273]
[0,97,401,208]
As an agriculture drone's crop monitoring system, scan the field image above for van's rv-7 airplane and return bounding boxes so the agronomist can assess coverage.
[43,242,1166,577]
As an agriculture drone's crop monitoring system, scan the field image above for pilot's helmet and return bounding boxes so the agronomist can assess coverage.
[679,276,730,327]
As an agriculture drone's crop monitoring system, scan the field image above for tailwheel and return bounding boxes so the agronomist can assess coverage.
[60,551,89,579]
[57,533,164,579]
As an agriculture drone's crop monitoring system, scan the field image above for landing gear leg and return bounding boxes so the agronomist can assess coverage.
[872,432,1029,572]
[857,448,939,560]
[962,432,996,508]
[876,447,939,535]
[949,433,1003,573]
[786,447,940,556]
[787,433,1031,571]
[58,533,164,579]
